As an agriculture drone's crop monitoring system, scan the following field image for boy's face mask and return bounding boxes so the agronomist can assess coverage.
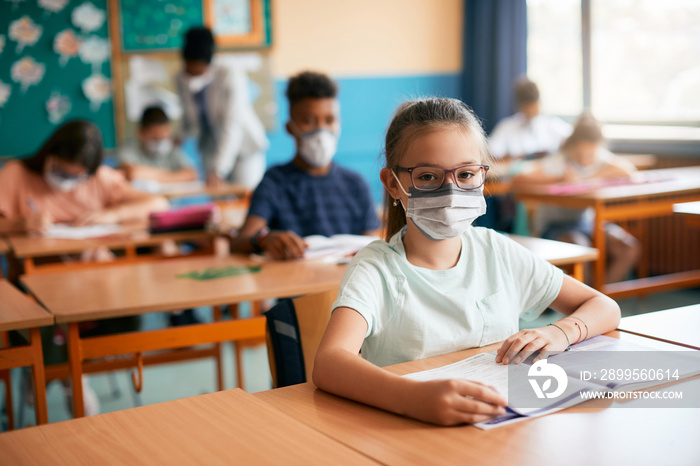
[145,138,174,157]
[187,69,213,93]
[392,171,487,241]
[290,120,339,168]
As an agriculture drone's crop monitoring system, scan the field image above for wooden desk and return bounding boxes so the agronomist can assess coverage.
[674,201,700,228]
[0,280,54,428]
[618,304,700,350]
[484,179,511,197]
[515,166,700,297]
[7,227,216,275]
[254,332,700,466]
[153,181,248,200]
[20,255,347,418]
[0,388,377,465]
[508,234,598,281]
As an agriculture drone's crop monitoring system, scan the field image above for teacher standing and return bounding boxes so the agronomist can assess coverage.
[176,27,268,188]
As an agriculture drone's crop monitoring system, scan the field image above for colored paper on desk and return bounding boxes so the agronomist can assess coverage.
[176,265,262,281]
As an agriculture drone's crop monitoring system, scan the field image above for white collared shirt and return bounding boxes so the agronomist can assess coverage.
[489,113,572,159]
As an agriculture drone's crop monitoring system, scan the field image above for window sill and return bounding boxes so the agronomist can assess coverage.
[603,124,700,157]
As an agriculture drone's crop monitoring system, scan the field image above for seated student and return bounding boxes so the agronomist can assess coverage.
[512,113,640,284]
[480,78,572,232]
[229,71,380,260]
[119,106,197,183]
[489,77,572,166]
[0,120,168,236]
[0,120,168,416]
[312,98,620,426]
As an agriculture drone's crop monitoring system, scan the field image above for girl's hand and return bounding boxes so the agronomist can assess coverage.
[25,211,53,234]
[73,210,120,227]
[405,379,507,426]
[495,326,569,365]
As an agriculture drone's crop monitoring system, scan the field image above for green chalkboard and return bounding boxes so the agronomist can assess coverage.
[120,0,205,52]
[0,0,116,157]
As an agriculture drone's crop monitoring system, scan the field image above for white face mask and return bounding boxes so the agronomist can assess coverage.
[568,160,600,178]
[290,121,339,167]
[187,70,213,93]
[145,139,173,157]
[392,171,487,241]
[44,169,84,192]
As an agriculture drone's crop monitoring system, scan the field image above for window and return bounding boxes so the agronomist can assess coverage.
[527,0,700,125]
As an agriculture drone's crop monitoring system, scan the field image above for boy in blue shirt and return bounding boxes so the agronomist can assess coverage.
[230,71,380,260]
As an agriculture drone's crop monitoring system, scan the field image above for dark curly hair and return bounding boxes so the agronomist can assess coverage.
[140,106,169,129]
[285,71,338,106]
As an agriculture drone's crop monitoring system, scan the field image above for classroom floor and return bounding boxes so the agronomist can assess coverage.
[2,288,699,430]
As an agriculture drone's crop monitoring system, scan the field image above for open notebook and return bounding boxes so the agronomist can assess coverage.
[302,234,381,263]
[403,335,700,430]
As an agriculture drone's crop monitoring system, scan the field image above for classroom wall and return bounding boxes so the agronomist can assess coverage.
[0,1,116,157]
[265,0,464,205]
[0,0,464,206]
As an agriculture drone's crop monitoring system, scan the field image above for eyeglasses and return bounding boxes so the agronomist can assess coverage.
[395,164,489,192]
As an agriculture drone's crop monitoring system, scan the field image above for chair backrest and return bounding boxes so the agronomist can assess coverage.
[264,288,338,388]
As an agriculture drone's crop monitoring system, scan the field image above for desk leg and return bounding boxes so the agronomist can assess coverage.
[67,323,85,418]
[28,327,48,425]
[213,306,224,392]
[0,369,12,430]
[0,332,13,430]
[23,258,36,275]
[593,203,606,291]
[572,262,584,282]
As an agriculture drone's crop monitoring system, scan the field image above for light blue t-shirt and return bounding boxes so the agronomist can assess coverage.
[332,226,564,367]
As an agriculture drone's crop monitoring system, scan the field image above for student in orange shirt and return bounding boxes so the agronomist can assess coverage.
[0,120,168,236]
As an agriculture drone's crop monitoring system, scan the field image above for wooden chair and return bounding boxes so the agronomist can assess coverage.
[265,289,338,388]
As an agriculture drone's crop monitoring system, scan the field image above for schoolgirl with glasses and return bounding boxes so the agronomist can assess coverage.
[313,98,620,426]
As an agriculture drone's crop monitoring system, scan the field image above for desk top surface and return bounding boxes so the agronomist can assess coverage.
[21,255,347,323]
[156,181,248,199]
[507,234,598,266]
[254,331,700,466]
[674,201,700,216]
[0,388,377,466]
[618,304,700,350]
[516,166,700,203]
[7,226,214,258]
[0,279,54,331]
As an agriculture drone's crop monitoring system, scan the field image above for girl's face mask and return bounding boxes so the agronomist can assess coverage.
[392,171,487,241]
[44,159,88,192]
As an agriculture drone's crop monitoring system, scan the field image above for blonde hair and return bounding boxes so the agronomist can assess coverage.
[563,112,604,151]
[382,97,492,240]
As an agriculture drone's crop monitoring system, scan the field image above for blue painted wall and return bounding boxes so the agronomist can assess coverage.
[265,73,461,206]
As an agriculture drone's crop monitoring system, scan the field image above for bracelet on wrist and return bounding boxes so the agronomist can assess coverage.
[548,323,571,351]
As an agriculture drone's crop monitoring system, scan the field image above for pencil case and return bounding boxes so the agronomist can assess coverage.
[149,204,215,233]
